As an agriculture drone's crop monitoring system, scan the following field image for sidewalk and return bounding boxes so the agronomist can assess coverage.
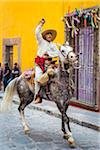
[0,91,100,131]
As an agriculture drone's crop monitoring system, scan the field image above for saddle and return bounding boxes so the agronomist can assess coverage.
[21,69,35,87]
[21,66,55,87]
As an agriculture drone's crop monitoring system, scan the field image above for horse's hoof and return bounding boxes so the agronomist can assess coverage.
[24,126,30,134]
[24,129,30,134]
[68,142,76,148]
[67,137,76,148]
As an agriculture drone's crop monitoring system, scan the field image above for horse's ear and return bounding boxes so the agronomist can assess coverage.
[60,45,67,52]
[56,43,61,50]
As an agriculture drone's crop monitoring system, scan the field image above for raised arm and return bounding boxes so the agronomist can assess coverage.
[35,18,45,43]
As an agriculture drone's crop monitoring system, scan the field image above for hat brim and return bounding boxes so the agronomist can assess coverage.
[42,29,57,41]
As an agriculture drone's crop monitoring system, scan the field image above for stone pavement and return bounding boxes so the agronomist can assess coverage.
[0,102,100,150]
[0,91,100,132]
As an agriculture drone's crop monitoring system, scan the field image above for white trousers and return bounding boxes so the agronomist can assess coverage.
[34,65,58,99]
[34,65,43,99]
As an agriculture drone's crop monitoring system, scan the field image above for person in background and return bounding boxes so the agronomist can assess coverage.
[7,62,21,84]
[0,63,3,90]
[11,62,20,79]
[3,62,11,91]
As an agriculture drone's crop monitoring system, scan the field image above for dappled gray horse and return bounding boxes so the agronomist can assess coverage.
[0,44,79,147]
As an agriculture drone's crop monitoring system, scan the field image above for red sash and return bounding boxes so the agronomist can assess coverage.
[35,56,45,72]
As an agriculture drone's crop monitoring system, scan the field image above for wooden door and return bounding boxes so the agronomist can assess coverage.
[5,46,13,69]
[75,27,95,106]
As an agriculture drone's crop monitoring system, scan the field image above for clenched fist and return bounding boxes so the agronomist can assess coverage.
[40,18,45,24]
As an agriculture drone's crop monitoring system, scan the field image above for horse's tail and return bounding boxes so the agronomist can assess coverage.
[0,78,18,112]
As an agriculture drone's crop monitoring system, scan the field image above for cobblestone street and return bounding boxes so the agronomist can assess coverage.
[0,101,100,150]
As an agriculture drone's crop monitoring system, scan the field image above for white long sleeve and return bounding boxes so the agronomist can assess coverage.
[35,24,60,58]
[35,24,44,44]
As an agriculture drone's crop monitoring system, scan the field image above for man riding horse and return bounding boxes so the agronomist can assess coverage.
[0,17,80,147]
[34,18,62,104]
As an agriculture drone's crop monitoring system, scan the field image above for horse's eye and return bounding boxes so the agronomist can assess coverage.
[61,50,64,53]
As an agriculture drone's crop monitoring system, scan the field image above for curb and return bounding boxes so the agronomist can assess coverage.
[13,100,100,132]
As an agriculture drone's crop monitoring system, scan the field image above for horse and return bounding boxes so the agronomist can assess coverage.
[0,44,79,147]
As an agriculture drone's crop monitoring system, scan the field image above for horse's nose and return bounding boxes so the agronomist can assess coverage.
[76,55,79,57]
[76,52,82,59]
[76,55,79,59]
[77,52,82,56]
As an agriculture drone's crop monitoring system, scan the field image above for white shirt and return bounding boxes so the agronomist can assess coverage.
[35,24,60,58]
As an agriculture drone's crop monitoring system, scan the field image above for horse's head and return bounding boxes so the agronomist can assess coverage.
[59,42,80,69]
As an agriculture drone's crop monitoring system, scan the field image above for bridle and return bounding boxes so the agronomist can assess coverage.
[60,49,75,63]
[61,49,73,58]
[60,49,81,71]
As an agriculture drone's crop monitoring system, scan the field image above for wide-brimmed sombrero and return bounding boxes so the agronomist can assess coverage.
[42,29,57,41]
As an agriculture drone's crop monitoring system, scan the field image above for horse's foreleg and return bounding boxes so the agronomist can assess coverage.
[57,102,71,134]
[56,101,75,147]
[56,102,67,135]
[63,101,71,132]
[18,102,30,134]
[64,113,71,132]
[20,110,30,134]
[62,114,66,134]
[63,102,75,147]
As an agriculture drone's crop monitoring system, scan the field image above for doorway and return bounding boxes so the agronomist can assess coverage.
[5,46,13,69]
[2,38,21,69]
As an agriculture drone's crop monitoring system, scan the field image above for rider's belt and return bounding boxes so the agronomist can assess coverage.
[35,56,45,72]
